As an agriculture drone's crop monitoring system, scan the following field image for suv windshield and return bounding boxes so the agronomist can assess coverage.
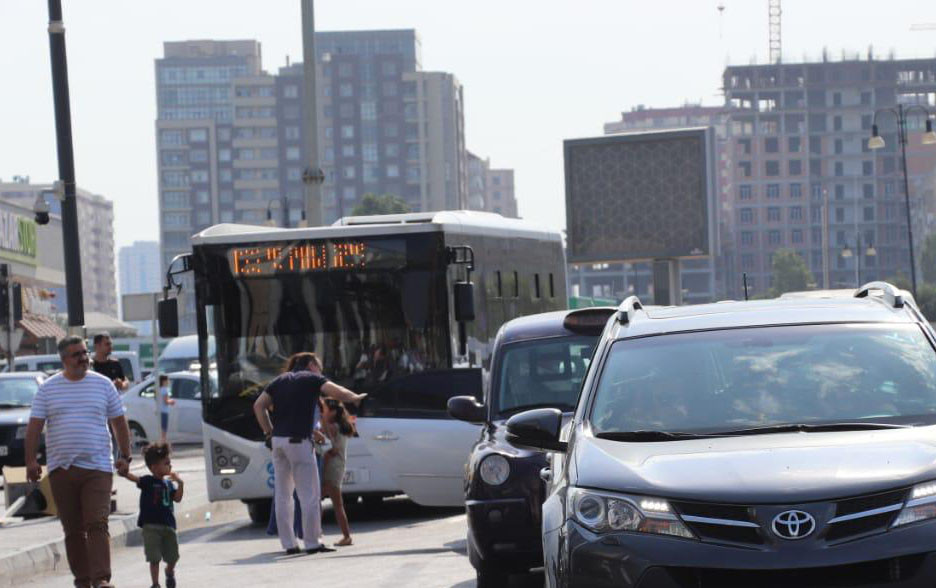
[0,377,40,407]
[496,335,595,416]
[591,323,936,435]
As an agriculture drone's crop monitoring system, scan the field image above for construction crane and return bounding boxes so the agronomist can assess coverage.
[769,0,782,63]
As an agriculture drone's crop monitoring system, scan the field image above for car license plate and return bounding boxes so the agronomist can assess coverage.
[0,446,8,457]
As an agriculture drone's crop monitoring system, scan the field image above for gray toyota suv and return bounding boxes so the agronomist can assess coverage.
[507,282,936,587]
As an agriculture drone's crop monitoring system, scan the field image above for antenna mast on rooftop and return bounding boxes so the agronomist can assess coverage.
[768,0,782,63]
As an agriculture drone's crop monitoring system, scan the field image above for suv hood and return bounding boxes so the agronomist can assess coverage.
[573,426,936,503]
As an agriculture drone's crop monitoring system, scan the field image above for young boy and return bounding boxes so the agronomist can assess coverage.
[158,375,175,443]
[120,442,183,588]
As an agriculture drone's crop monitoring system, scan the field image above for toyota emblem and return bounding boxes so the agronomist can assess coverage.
[772,510,816,540]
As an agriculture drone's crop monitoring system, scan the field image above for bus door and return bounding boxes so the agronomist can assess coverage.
[355,368,482,507]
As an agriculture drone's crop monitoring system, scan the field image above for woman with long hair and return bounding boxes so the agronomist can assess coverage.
[320,397,354,546]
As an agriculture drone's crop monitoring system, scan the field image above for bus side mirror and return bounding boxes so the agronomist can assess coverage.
[158,298,179,338]
[454,282,475,322]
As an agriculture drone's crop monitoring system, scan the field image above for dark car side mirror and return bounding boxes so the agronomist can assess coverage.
[506,408,567,452]
[448,395,486,424]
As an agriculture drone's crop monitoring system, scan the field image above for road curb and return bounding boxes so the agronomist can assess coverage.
[0,497,243,586]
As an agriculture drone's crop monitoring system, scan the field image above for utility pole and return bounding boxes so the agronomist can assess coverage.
[47,0,84,328]
[301,0,325,226]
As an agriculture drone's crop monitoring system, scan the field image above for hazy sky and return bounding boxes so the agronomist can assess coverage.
[1,1,935,250]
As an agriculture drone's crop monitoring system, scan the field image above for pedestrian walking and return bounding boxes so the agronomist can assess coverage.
[24,335,133,588]
[252,351,366,555]
[119,442,183,588]
[91,332,128,392]
[320,398,354,546]
[157,375,174,443]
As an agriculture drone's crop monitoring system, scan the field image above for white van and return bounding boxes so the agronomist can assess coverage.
[157,335,215,373]
[10,351,142,384]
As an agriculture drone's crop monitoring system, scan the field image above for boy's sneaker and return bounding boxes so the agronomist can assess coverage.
[306,545,336,554]
[165,571,176,588]
[285,547,302,555]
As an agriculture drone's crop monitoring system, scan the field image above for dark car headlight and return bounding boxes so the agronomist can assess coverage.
[479,454,511,486]
[569,488,695,539]
[893,481,936,528]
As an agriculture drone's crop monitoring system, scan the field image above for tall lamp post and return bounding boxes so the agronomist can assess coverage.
[868,104,936,298]
[840,234,876,287]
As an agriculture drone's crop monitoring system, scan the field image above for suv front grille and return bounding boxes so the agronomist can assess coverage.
[671,501,763,547]
[825,488,907,543]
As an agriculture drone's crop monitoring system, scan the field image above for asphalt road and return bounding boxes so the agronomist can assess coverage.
[19,497,544,588]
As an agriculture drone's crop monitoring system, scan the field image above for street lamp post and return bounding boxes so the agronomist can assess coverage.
[868,104,936,299]
[841,234,876,287]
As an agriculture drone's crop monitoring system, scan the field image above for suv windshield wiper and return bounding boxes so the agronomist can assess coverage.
[497,403,576,417]
[595,430,721,442]
[714,422,911,436]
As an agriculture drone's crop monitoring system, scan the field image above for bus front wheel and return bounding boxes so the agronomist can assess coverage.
[246,498,272,525]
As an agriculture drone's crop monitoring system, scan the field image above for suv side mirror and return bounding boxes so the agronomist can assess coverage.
[506,408,567,452]
[158,298,179,338]
[447,395,485,423]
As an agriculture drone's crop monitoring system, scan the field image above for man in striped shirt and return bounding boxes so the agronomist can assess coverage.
[24,335,133,588]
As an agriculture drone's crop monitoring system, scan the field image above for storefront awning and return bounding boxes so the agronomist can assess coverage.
[19,314,67,341]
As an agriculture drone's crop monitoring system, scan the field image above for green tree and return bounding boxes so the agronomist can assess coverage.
[351,193,410,216]
[767,249,815,297]
[915,283,936,320]
[922,233,936,285]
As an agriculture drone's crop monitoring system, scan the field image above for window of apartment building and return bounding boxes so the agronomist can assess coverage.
[832,92,842,107]
[163,212,190,228]
[219,169,232,182]
[811,183,823,199]
[219,189,233,203]
[188,150,207,163]
[834,139,843,154]
[188,129,207,142]
[767,207,781,222]
[739,185,753,200]
[809,135,822,155]
[217,149,231,162]
[382,61,398,76]
[885,203,896,219]
[862,160,873,176]
[790,183,802,198]
[342,186,356,202]
[810,159,822,177]
[343,166,356,179]
[384,123,399,138]
[761,119,780,134]
[339,83,353,98]
[195,190,209,204]
[738,138,752,154]
[196,210,211,226]
[861,114,873,132]
[809,114,826,132]
[766,161,780,176]
[767,184,780,198]
[341,144,356,158]
[160,130,184,146]
[385,143,400,157]
[386,164,400,178]
[860,91,872,106]
[287,167,301,181]
[338,63,353,77]
[286,146,301,161]
[835,207,845,223]
[283,85,299,98]
[361,101,377,121]
[361,125,378,142]
[741,231,754,246]
[363,143,378,162]
[792,229,804,244]
[864,206,875,222]
[235,189,257,201]
[789,160,803,176]
[741,254,755,270]
[217,127,231,141]
[324,147,334,163]
[738,161,752,177]
[161,171,189,187]
[790,206,803,221]
[285,126,300,140]
[407,144,420,160]
[407,166,421,181]
[383,82,398,97]
[788,137,801,153]
[340,103,355,118]
[863,184,874,199]
[835,230,846,246]
[161,151,186,166]
[768,230,782,245]
[341,125,355,139]
[835,184,845,200]
[833,116,843,131]
[765,137,779,153]
[363,165,379,182]
[884,181,896,197]
[808,90,826,107]
[162,192,188,209]
[834,162,844,177]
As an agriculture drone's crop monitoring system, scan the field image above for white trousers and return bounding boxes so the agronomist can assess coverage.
[271,437,321,550]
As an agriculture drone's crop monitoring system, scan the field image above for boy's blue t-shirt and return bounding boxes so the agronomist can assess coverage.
[136,475,177,529]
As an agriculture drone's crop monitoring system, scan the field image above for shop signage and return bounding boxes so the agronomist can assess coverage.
[0,211,37,265]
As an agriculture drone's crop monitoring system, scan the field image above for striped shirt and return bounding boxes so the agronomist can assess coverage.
[30,370,124,473]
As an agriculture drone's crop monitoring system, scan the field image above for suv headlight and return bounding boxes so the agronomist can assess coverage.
[569,488,695,539]
[479,454,510,486]
[15,426,27,440]
[893,481,936,528]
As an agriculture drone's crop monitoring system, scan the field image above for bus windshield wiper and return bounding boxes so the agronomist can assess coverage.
[595,430,720,442]
[498,403,576,417]
[714,422,911,436]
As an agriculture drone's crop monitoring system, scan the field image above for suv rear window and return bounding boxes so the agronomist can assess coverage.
[591,323,936,434]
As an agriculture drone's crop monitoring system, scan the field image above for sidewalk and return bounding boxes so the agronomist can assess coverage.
[0,446,246,586]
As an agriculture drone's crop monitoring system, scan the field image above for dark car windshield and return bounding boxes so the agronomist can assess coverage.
[0,377,40,407]
[591,323,936,435]
[495,335,595,416]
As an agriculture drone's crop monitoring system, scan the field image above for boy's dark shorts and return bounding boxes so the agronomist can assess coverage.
[142,524,179,564]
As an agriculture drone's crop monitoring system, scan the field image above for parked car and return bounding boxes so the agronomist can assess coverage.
[509,282,936,587]
[123,371,215,446]
[0,372,47,473]
[448,307,614,587]
[8,351,142,384]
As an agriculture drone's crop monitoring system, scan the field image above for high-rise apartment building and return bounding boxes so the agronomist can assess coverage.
[722,57,936,298]
[0,179,117,317]
[155,32,469,333]
[118,241,160,335]
[466,151,519,218]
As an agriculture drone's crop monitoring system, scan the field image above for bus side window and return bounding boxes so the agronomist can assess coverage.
[549,273,555,298]
[496,271,502,298]
[512,271,519,298]
[534,274,541,299]
[394,369,481,417]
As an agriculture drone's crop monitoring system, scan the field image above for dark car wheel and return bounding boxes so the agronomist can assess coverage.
[246,498,272,525]
[476,562,511,588]
[128,421,148,449]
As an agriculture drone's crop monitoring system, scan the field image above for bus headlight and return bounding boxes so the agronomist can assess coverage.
[210,441,250,475]
[479,454,510,486]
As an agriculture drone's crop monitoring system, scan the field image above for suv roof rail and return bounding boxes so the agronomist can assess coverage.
[615,296,644,324]
[854,281,904,309]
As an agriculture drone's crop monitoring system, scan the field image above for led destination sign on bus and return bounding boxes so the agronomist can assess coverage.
[229,239,405,277]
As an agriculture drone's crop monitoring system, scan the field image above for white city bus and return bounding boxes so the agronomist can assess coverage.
[167,211,566,522]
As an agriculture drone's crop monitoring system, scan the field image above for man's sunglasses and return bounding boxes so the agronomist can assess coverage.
[68,349,89,359]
